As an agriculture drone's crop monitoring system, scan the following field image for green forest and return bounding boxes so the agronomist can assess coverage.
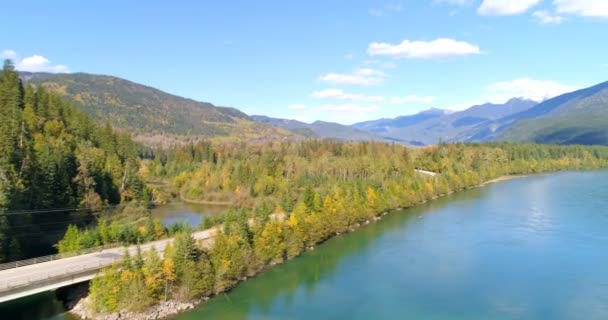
[83,140,608,313]
[3,57,608,316]
[0,61,148,261]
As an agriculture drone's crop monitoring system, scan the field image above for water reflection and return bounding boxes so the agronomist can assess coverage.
[150,202,228,227]
[0,291,75,320]
[174,188,489,319]
[174,171,608,320]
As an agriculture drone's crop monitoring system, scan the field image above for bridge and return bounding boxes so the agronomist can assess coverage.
[0,228,216,303]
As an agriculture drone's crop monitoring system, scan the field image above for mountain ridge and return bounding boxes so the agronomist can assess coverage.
[251,115,395,142]
[19,72,295,146]
[353,98,538,145]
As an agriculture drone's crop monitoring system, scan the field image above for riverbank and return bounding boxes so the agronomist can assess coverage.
[71,296,205,320]
[65,171,593,320]
[481,174,529,186]
[165,171,608,319]
[179,193,233,206]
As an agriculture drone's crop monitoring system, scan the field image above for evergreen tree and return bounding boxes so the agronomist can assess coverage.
[56,224,82,255]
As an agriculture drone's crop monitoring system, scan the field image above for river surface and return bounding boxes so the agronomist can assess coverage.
[3,171,608,319]
[150,202,227,227]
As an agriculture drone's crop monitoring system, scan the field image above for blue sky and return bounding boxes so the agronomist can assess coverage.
[1,0,607,124]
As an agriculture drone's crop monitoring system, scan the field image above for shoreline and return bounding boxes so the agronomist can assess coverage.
[179,193,234,206]
[65,171,557,320]
[479,174,528,186]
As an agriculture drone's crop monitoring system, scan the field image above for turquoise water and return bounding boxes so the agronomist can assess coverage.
[173,171,608,320]
[3,171,608,319]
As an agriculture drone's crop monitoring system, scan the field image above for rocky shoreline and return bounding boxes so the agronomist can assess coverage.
[64,219,389,320]
[57,280,205,320]
[69,295,206,320]
[64,175,510,320]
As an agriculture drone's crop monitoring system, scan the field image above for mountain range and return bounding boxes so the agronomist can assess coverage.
[492,81,608,145]
[251,115,407,143]
[19,71,608,146]
[352,98,538,145]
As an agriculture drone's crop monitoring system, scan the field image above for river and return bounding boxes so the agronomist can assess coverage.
[150,202,227,227]
[3,171,608,319]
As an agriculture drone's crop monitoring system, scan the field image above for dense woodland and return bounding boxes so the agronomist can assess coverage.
[22,72,295,147]
[4,58,608,315]
[85,140,608,313]
[0,61,148,262]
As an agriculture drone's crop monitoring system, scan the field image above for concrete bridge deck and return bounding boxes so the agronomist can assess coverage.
[0,228,216,303]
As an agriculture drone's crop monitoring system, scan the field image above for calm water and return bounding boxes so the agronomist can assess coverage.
[150,202,227,227]
[0,202,227,320]
[3,171,608,319]
[173,171,608,320]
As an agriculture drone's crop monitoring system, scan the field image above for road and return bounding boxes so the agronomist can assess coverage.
[0,227,218,303]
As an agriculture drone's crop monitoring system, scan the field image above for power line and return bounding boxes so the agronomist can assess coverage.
[7,217,96,230]
[0,204,121,216]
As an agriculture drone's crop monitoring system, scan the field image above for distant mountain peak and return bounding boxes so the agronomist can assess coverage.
[418,108,447,115]
[506,97,539,104]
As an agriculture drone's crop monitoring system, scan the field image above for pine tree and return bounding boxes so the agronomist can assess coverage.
[171,231,198,278]
[56,224,82,255]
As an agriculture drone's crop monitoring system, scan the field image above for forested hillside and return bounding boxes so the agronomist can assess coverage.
[81,140,608,313]
[497,81,608,145]
[0,61,148,261]
[20,72,294,146]
[251,115,393,142]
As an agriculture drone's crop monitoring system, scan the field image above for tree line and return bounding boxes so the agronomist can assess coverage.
[85,140,608,313]
[0,60,148,262]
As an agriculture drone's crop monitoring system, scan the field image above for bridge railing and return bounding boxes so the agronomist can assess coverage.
[0,244,121,271]
[0,256,121,293]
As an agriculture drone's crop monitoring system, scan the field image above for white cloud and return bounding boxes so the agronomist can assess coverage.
[312,88,436,105]
[320,68,386,86]
[287,104,308,110]
[1,50,70,73]
[533,10,564,24]
[12,54,70,73]
[390,95,437,104]
[447,78,579,111]
[434,0,473,6]
[369,3,403,17]
[1,49,17,59]
[367,38,481,59]
[320,104,380,113]
[311,88,384,102]
[478,0,542,15]
[363,59,398,69]
[484,78,578,102]
[554,0,608,18]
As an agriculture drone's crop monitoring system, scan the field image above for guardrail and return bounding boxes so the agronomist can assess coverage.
[0,244,121,271]
[0,230,219,302]
[0,256,121,297]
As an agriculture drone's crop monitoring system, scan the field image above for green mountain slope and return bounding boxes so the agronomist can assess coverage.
[501,110,608,145]
[498,81,608,145]
[19,72,294,145]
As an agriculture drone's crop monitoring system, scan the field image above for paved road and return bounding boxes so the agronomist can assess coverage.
[0,227,218,298]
